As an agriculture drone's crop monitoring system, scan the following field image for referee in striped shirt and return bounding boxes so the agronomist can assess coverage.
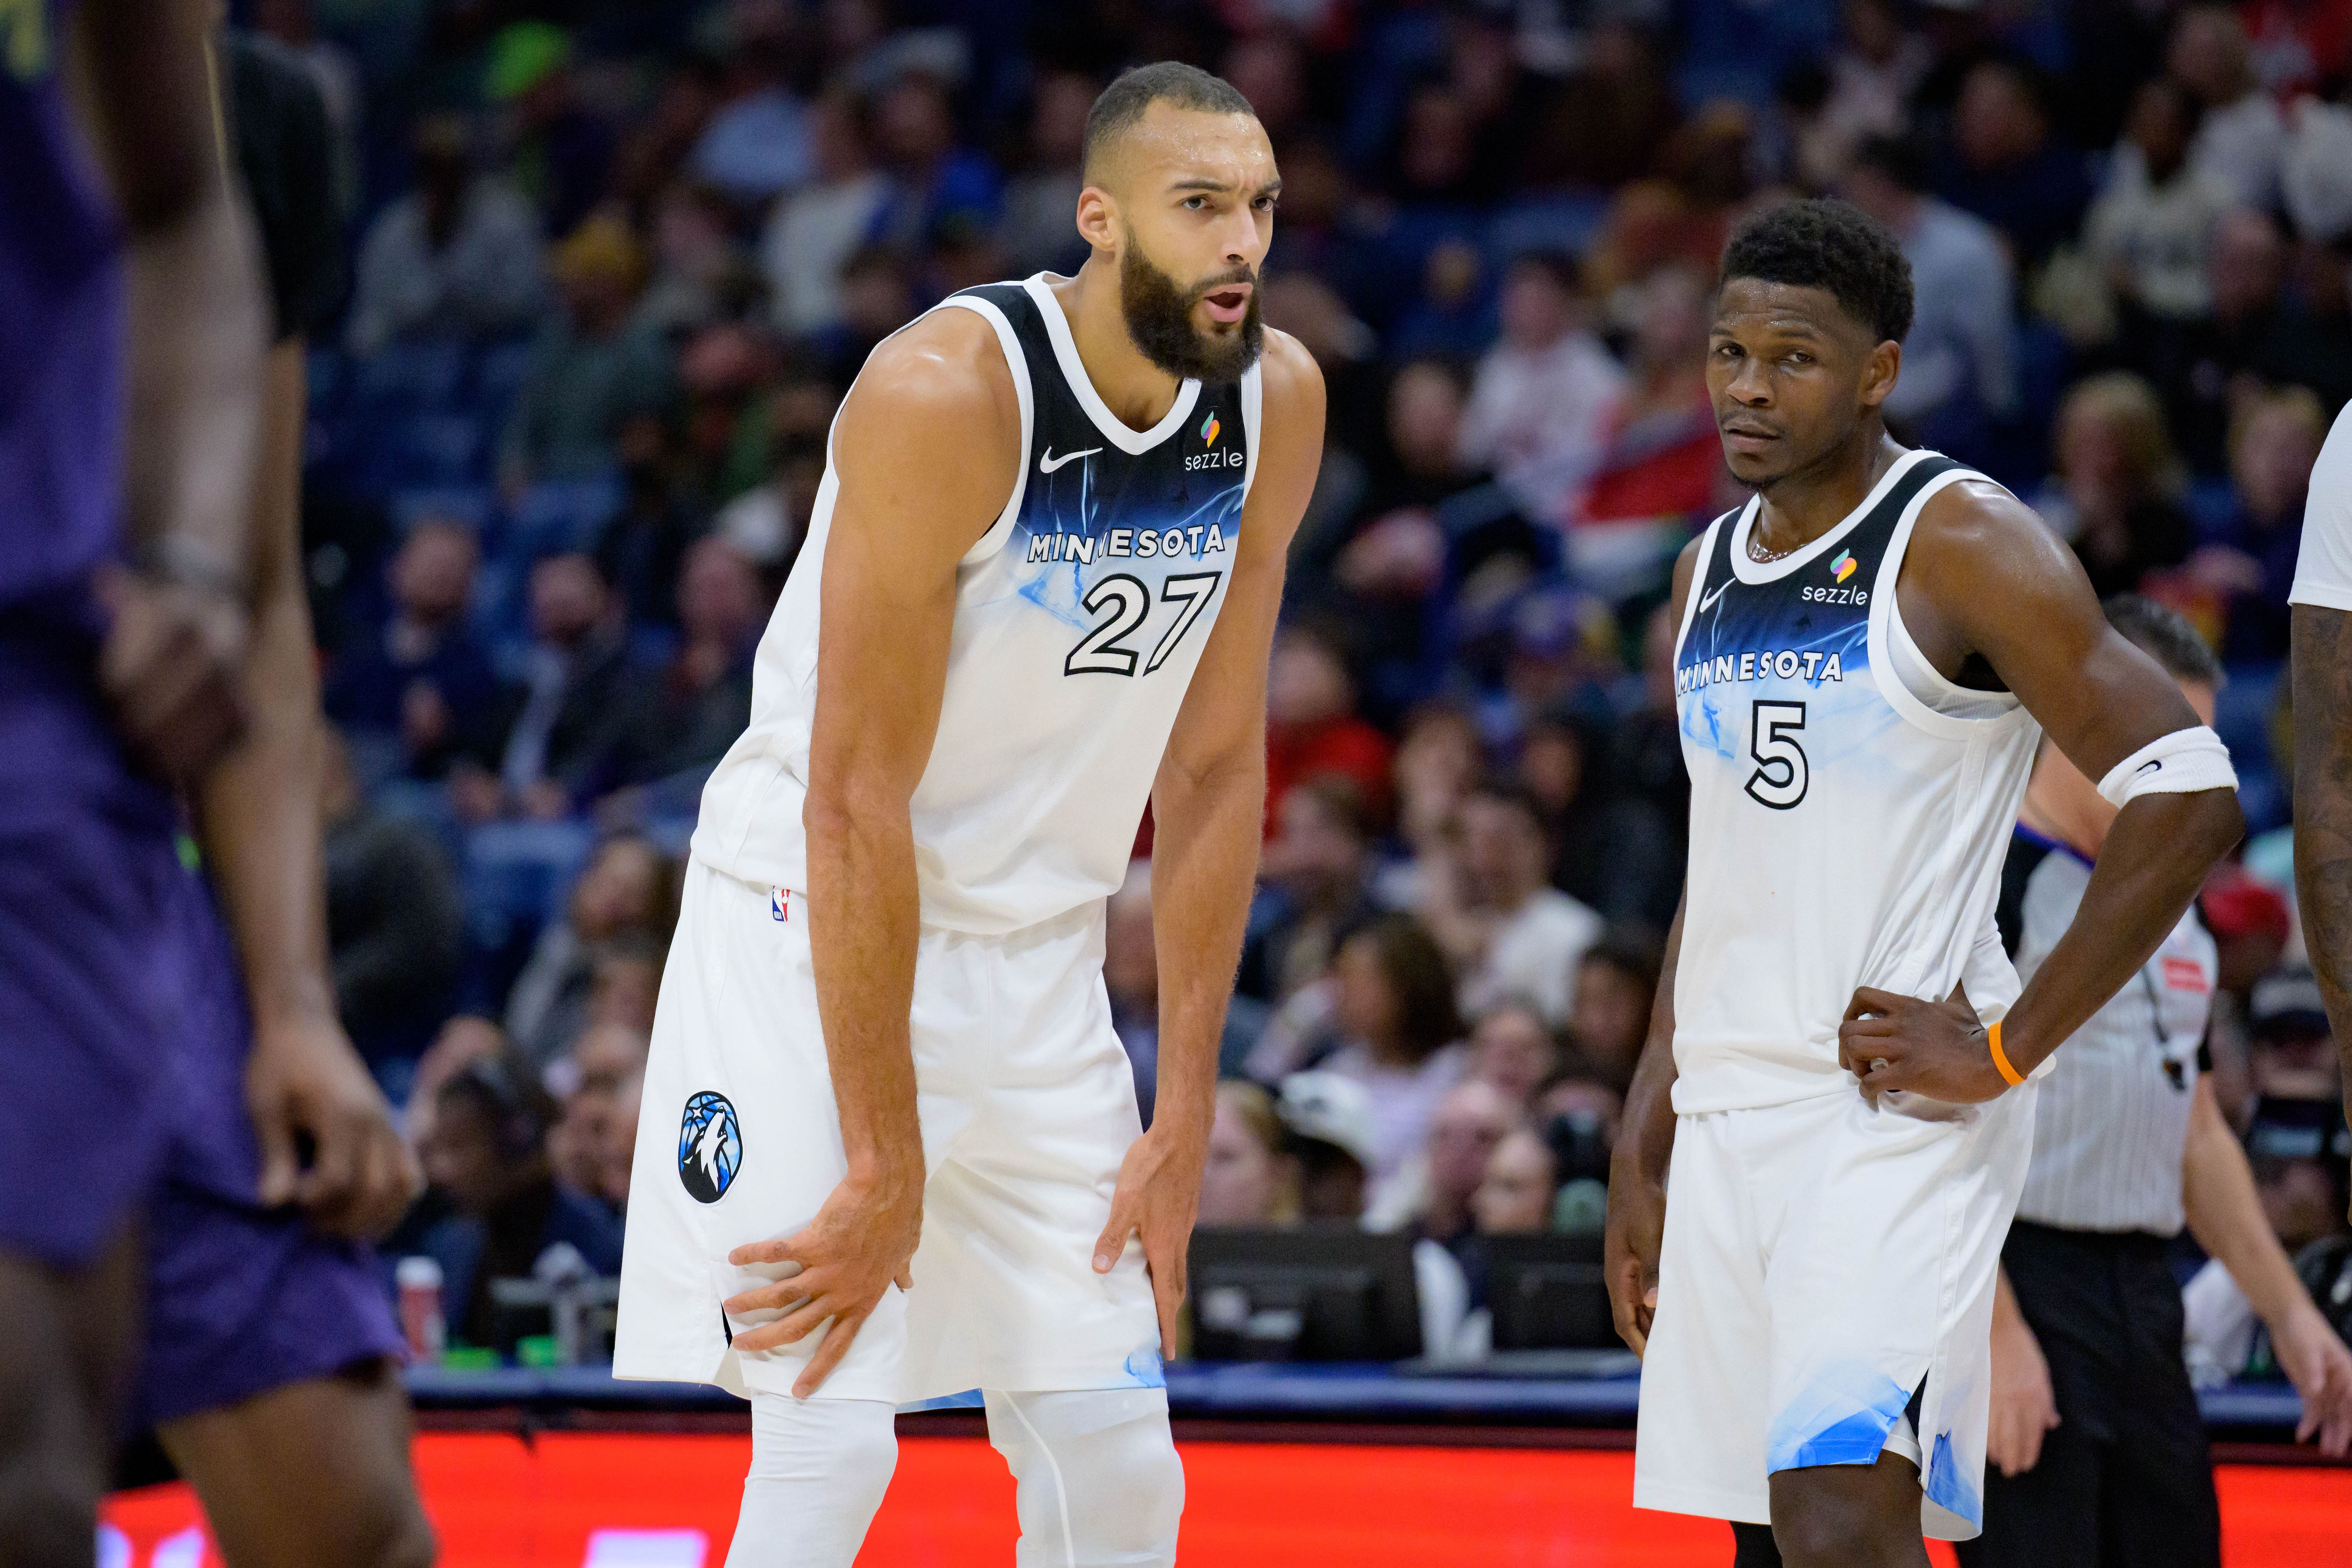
[1960,597,2352,1568]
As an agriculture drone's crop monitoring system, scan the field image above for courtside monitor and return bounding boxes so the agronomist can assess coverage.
[1483,1232,1616,1351]
[1187,1225,1423,1362]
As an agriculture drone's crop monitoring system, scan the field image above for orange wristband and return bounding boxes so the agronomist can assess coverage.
[1987,1019,2025,1087]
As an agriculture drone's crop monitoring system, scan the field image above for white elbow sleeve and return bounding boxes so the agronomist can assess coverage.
[2095,725,2239,809]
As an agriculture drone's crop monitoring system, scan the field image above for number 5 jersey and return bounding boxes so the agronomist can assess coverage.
[1668,449,2045,1113]
[692,274,1261,935]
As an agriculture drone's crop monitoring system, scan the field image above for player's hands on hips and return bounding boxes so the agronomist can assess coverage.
[95,563,252,790]
[1839,980,2011,1102]
[1094,1125,1206,1361]
[1987,1300,2060,1476]
[2270,1301,2352,1457]
[1602,1158,1667,1357]
[250,1010,421,1240]
[725,1164,922,1397]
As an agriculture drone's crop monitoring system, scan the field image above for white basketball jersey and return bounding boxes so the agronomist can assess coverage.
[1670,450,2044,1112]
[693,275,1262,934]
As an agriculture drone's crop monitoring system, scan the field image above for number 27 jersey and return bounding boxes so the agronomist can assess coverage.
[693,274,1261,934]
[1669,450,2043,1111]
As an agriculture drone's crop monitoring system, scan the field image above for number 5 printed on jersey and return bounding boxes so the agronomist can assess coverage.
[1065,571,1223,677]
[1746,700,1809,809]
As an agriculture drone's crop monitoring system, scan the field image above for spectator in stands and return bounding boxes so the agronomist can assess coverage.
[1422,780,1603,1025]
[583,934,665,1039]
[2170,5,2287,211]
[1380,702,1485,909]
[1466,999,1564,1107]
[1275,1071,1380,1223]
[497,213,671,492]
[1399,1078,1526,1245]
[488,21,613,242]
[1785,0,1930,190]
[811,243,917,385]
[1846,133,2018,466]
[610,55,726,216]
[1265,622,1394,831]
[1455,251,1624,522]
[868,71,1000,253]
[2195,387,2328,663]
[997,68,1093,279]
[546,1020,650,1215]
[454,551,636,821]
[1313,914,1469,1197]
[2087,78,2238,327]
[409,1055,625,1349]
[1932,58,2094,273]
[503,834,678,1071]
[1471,1128,1560,1236]
[1517,708,1681,926]
[346,114,544,355]
[616,537,765,785]
[1567,264,1717,595]
[686,4,813,203]
[760,89,889,337]
[324,517,499,779]
[322,726,463,1065]
[713,424,825,578]
[2033,372,2194,599]
[601,1070,643,1207]
[635,180,756,334]
[1565,925,1664,1091]
[1198,1082,1303,1226]
[594,415,700,632]
[1242,775,1379,1005]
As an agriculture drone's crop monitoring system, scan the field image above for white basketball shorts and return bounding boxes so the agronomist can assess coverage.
[613,859,1163,1407]
[1632,1079,2039,1541]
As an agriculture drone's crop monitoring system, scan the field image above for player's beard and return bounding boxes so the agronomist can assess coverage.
[1118,231,1263,385]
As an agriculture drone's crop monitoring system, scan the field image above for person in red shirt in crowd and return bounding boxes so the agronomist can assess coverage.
[1264,620,1394,833]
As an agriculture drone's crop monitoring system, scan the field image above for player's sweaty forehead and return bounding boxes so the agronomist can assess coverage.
[1710,277,1878,355]
[1088,100,1278,204]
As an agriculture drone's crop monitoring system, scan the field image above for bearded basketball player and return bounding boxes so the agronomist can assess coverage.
[1600,198,2245,1568]
[613,63,1324,1565]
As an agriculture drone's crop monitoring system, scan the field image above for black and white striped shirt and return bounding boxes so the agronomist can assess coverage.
[1998,826,2217,1235]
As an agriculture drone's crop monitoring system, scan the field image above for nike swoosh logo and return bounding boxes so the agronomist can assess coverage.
[1039,447,1101,474]
[1698,580,1732,614]
[2136,759,2163,776]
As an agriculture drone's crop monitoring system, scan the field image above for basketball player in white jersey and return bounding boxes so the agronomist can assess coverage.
[1601,198,2246,1568]
[611,63,1323,1566]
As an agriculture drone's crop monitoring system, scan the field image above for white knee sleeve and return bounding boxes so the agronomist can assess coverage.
[984,1388,1183,1568]
[726,1394,898,1568]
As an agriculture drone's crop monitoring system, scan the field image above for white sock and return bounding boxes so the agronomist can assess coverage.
[984,1387,1183,1567]
[726,1393,898,1568]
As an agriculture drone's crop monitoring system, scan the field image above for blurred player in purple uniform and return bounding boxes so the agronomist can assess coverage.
[1,3,432,1563]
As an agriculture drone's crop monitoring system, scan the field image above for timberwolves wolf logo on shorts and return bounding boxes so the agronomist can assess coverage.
[677,1091,742,1204]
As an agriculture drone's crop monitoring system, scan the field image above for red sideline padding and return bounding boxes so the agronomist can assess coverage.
[102,1433,2352,1565]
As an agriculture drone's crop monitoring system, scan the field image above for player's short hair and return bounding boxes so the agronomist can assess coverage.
[1720,197,1914,346]
[2104,594,2223,687]
[1083,62,1255,176]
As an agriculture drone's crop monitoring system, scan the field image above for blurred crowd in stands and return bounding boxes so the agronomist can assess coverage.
[255,0,2352,1363]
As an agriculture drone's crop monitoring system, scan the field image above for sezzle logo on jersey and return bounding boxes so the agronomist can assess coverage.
[1027,523,1231,564]
[1187,408,1241,471]
[1676,647,1845,696]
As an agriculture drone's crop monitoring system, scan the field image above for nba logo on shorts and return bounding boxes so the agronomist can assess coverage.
[678,1091,742,1204]
[771,887,788,921]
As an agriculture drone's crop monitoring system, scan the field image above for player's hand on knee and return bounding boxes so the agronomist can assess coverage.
[1839,981,2009,1103]
[1987,1307,2059,1476]
[724,1166,922,1394]
[1602,1166,1666,1358]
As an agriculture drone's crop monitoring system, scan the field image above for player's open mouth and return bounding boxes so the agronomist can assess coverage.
[1200,284,1253,324]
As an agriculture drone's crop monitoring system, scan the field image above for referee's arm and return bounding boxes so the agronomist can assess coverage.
[2180,1076,2352,1452]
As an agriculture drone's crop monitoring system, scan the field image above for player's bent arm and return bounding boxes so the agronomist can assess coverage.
[2290,605,2352,1144]
[802,314,1022,1183]
[1147,330,1324,1142]
[1909,484,2245,1081]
